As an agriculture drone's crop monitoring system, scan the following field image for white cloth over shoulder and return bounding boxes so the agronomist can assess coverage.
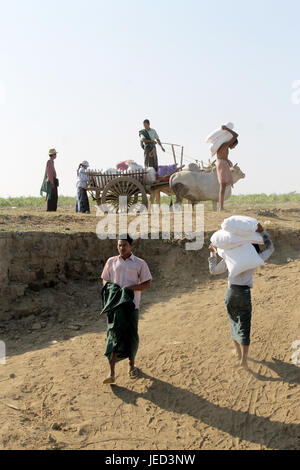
[211,217,263,250]
[211,229,264,250]
[217,244,265,278]
[209,230,274,287]
[210,215,265,280]
[209,135,233,156]
[206,122,234,156]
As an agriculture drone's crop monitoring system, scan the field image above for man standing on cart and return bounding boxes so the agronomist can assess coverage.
[139,119,165,172]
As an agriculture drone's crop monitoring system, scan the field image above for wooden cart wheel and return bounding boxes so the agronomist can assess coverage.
[101,176,148,211]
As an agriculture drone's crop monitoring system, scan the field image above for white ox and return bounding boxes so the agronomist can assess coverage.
[169,164,245,211]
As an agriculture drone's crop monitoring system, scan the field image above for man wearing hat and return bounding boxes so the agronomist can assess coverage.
[40,149,59,212]
[75,160,91,214]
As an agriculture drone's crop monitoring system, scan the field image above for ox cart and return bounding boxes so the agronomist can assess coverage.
[86,144,184,211]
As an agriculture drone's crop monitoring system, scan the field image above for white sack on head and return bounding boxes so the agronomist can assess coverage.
[206,122,234,143]
[211,229,264,251]
[217,244,264,278]
[209,133,233,156]
[145,167,157,184]
[221,216,258,236]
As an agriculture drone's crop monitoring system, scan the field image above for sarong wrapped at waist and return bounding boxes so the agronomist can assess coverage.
[217,159,233,186]
[224,285,252,346]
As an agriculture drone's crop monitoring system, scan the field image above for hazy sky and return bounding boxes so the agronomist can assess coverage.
[0,0,299,197]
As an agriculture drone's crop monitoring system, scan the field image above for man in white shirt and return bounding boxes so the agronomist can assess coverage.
[139,119,165,171]
[208,223,274,370]
[75,161,90,213]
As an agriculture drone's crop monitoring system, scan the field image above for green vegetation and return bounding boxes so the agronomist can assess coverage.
[228,192,300,205]
[0,193,299,209]
[161,192,300,206]
[0,196,77,208]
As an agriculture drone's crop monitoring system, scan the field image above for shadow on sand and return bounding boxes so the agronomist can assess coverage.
[249,357,300,385]
[111,371,300,449]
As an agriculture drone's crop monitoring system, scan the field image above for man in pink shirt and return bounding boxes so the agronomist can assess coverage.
[101,234,152,383]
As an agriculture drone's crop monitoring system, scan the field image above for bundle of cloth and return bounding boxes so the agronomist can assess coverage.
[104,168,119,174]
[116,161,129,171]
[127,161,144,172]
[157,164,177,180]
[206,122,235,157]
[211,216,265,277]
[145,167,156,184]
[116,160,144,172]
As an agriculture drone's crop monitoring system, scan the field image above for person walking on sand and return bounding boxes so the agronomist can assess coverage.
[40,149,59,212]
[217,125,239,211]
[75,160,90,214]
[139,119,165,172]
[101,234,152,384]
[208,223,274,370]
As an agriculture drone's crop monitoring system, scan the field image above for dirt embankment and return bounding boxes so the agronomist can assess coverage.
[1,225,300,322]
[0,232,207,320]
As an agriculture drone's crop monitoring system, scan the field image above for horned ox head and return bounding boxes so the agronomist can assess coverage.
[231,163,245,181]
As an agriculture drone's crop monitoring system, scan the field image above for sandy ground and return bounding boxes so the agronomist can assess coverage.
[0,204,300,450]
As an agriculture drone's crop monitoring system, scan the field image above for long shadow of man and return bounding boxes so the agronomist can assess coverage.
[111,371,300,449]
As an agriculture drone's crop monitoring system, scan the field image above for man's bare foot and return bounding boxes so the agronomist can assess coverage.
[128,367,139,379]
[240,360,249,371]
[232,349,242,361]
[103,375,115,384]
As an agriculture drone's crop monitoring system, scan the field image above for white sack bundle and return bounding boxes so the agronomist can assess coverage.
[221,216,258,236]
[206,122,234,143]
[209,132,234,156]
[145,167,157,184]
[104,168,118,174]
[211,229,264,251]
[217,243,264,278]
[127,161,144,172]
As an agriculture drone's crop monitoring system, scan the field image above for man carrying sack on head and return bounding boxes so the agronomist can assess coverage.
[139,119,165,172]
[40,148,59,212]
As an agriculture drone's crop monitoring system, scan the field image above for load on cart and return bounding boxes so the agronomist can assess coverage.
[86,143,185,211]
